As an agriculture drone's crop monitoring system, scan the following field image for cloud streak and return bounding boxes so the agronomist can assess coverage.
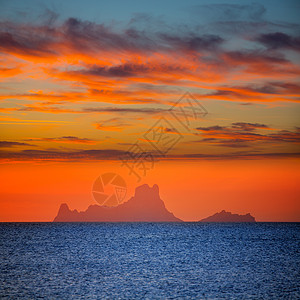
[24,136,97,144]
[0,141,35,148]
[195,124,300,147]
[1,147,299,162]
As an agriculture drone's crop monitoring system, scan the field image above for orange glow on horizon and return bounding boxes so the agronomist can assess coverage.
[0,158,299,222]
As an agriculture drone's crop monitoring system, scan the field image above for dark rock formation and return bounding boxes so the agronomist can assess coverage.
[53,184,182,222]
[199,210,256,222]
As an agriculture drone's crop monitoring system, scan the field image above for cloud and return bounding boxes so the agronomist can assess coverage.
[83,106,165,114]
[231,122,269,131]
[197,80,300,103]
[0,149,128,161]
[0,19,76,59]
[0,23,57,58]
[257,32,300,51]
[11,104,167,115]
[0,8,300,123]
[0,88,162,105]
[239,102,254,106]
[73,62,189,78]
[61,17,156,54]
[0,16,224,60]
[169,152,300,160]
[94,118,133,132]
[195,124,300,147]
[17,105,79,114]
[158,33,224,51]
[196,125,226,132]
[164,127,178,133]
[223,49,288,65]
[24,136,97,144]
[1,147,299,162]
[0,141,35,148]
[269,130,300,143]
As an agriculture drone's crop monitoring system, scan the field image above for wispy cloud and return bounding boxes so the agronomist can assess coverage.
[195,124,300,147]
[0,149,127,161]
[24,136,98,144]
[1,147,299,162]
[94,117,133,132]
[83,106,165,114]
[0,141,35,148]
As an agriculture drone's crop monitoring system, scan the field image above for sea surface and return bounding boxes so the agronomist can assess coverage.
[0,223,299,299]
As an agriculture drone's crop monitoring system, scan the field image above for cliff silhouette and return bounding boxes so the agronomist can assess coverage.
[53,184,182,222]
[199,210,256,222]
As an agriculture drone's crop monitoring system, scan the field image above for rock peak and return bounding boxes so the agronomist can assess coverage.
[58,203,70,212]
[135,183,160,198]
[199,210,256,222]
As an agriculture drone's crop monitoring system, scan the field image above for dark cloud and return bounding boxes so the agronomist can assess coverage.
[257,32,300,51]
[232,122,269,131]
[270,82,300,94]
[0,141,34,148]
[208,89,250,99]
[246,84,277,95]
[0,23,56,57]
[269,130,300,143]
[224,50,288,64]
[164,128,178,133]
[83,64,151,77]
[70,62,187,78]
[1,147,299,161]
[24,136,95,144]
[239,103,254,106]
[1,5,299,64]
[60,136,88,141]
[195,124,300,147]
[0,15,225,59]
[216,139,250,148]
[196,125,226,131]
[61,17,225,55]
[83,106,165,114]
[170,152,300,160]
[205,82,300,103]
[158,33,224,51]
[0,18,145,57]
[62,17,145,53]
[201,138,217,142]
[0,149,128,160]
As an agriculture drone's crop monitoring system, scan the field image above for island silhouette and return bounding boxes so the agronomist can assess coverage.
[54,184,181,222]
[53,184,256,222]
[199,210,256,222]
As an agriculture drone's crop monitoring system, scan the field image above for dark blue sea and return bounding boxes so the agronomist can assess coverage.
[0,223,299,299]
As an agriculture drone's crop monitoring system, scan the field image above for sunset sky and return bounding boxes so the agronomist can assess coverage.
[0,0,299,221]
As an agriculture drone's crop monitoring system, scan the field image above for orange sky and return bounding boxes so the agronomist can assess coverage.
[1,158,299,222]
[1,1,300,221]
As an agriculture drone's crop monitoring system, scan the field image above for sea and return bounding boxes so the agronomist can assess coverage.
[0,223,299,299]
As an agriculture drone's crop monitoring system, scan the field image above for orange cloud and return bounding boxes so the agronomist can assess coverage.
[25,136,98,144]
